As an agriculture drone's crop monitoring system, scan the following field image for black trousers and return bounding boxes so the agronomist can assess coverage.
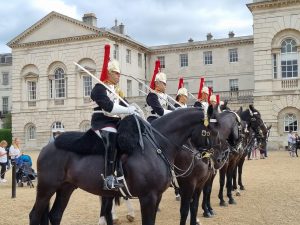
[0,162,7,179]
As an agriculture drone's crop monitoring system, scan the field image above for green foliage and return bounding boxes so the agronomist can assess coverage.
[0,129,12,146]
[2,113,12,129]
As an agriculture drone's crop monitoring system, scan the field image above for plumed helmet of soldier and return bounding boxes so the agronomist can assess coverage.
[177,87,188,97]
[108,60,120,73]
[155,72,167,84]
[210,94,217,103]
[202,86,209,94]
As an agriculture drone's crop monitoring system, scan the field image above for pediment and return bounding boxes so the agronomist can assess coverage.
[8,11,101,46]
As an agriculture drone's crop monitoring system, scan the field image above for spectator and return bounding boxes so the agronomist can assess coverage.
[9,138,21,161]
[295,133,300,157]
[0,140,8,183]
[287,130,296,157]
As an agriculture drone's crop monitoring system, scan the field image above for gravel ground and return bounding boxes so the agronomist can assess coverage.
[0,150,299,225]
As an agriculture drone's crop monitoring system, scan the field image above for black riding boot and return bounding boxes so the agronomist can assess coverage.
[101,131,124,190]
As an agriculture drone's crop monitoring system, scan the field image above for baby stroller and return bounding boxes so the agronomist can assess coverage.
[15,154,37,188]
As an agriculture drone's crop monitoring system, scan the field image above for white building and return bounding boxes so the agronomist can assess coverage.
[0,53,12,127]
[6,0,300,150]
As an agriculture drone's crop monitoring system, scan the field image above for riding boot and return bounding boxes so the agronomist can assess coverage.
[101,131,124,190]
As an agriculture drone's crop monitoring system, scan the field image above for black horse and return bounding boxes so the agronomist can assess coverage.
[29,108,215,225]
[176,105,242,225]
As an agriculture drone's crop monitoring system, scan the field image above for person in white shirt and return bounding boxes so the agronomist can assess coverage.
[9,138,21,160]
[0,140,8,183]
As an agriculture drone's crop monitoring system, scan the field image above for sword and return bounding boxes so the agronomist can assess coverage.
[74,62,129,107]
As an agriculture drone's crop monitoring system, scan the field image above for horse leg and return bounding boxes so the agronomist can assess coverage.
[189,188,201,225]
[238,156,246,190]
[206,175,216,215]
[139,193,158,225]
[232,165,240,196]
[29,186,56,225]
[218,166,227,207]
[48,183,76,225]
[180,192,193,225]
[226,167,236,205]
[125,198,135,222]
[101,197,114,225]
[202,178,213,217]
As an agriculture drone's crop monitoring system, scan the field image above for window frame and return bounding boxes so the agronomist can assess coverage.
[27,125,36,140]
[157,56,166,68]
[284,113,298,132]
[2,72,9,85]
[229,48,238,63]
[126,49,131,64]
[204,51,213,65]
[180,54,188,67]
[83,76,92,97]
[2,96,9,114]
[229,79,239,91]
[27,81,37,101]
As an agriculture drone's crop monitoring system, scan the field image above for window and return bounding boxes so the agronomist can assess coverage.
[138,83,143,96]
[229,79,238,91]
[27,81,36,101]
[52,121,64,132]
[126,49,131,64]
[27,125,36,140]
[204,51,212,65]
[113,44,119,60]
[183,82,189,91]
[83,76,92,97]
[229,49,238,62]
[284,114,297,132]
[2,73,9,85]
[157,56,165,68]
[273,54,277,79]
[50,68,66,99]
[127,80,132,97]
[180,54,188,67]
[281,38,298,78]
[205,81,213,90]
[2,97,8,114]
[138,53,142,68]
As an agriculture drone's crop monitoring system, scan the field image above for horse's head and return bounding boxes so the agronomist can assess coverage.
[241,105,268,149]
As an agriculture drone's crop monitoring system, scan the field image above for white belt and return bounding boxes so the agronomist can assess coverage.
[93,110,120,118]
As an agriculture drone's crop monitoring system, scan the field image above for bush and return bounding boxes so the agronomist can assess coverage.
[0,129,12,146]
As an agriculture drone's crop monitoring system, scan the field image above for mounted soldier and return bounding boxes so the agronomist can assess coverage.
[194,77,210,112]
[146,60,172,123]
[90,45,138,190]
[174,77,188,108]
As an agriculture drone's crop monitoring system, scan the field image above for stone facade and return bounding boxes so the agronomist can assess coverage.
[7,1,300,150]
[0,53,12,127]
[248,0,300,150]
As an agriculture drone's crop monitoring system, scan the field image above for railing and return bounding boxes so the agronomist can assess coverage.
[218,90,254,102]
[281,79,298,89]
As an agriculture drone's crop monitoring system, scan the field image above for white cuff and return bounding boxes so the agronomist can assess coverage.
[110,104,129,114]
[163,109,172,115]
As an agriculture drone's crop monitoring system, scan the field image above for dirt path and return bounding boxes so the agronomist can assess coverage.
[0,151,299,225]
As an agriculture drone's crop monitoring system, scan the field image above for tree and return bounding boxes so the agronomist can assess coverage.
[2,113,12,129]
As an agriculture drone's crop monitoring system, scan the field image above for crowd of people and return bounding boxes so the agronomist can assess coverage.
[0,138,21,183]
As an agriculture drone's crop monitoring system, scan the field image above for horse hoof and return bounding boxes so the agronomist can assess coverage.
[236,191,241,196]
[240,186,245,191]
[126,215,135,222]
[175,195,181,201]
[203,212,212,218]
[209,210,216,216]
[219,201,228,207]
[229,199,237,205]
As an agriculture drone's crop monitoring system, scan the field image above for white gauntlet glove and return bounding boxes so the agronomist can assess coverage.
[111,104,133,115]
[127,105,139,115]
[163,109,172,115]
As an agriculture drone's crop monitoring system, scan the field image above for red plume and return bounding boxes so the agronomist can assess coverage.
[178,77,184,90]
[216,94,220,104]
[197,77,205,99]
[150,60,161,89]
[208,87,212,104]
[100,44,111,81]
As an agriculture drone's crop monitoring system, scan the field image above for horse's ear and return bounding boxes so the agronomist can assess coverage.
[249,104,255,111]
[267,125,272,130]
[207,105,213,118]
[248,105,254,116]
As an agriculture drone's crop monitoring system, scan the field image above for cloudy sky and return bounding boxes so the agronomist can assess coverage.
[0,0,253,53]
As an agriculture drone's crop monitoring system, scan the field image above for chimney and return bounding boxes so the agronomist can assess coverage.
[119,23,125,34]
[188,38,194,43]
[206,33,213,41]
[228,31,235,38]
[82,13,97,27]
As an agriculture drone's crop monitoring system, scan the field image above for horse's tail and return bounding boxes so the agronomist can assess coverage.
[115,196,121,206]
